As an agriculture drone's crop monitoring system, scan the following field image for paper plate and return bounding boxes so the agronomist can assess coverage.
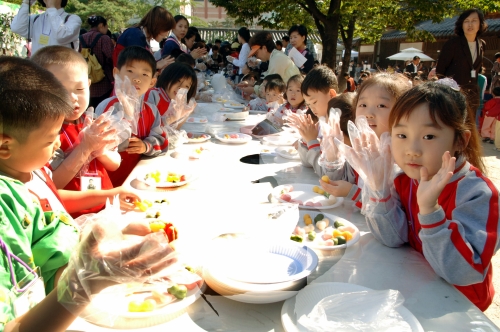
[215,132,252,144]
[249,109,268,115]
[136,170,194,188]
[275,147,300,160]
[281,282,424,332]
[185,132,211,143]
[211,242,318,284]
[222,110,249,120]
[296,210,360,250]
[273,184,344,210]
[263,135,297,146]
[186,116,208,123]
[224,102,245,109]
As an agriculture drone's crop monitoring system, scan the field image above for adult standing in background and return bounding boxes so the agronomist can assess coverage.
[227,27,251,76]
[405,56,421,76]
[81,16,114,108]
[113,6,176,71]
[11,0,81,56]
[288,24,314,74]
[436,8,488,112]
[282,35,291,55]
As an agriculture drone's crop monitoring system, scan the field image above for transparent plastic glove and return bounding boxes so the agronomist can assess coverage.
[57,207,181,316]
[297,289,410,332]
[265,101,282,126]
[319,108,344,167]
[196,91,213,102]
[163,88,196,127]
[114,74,140,135]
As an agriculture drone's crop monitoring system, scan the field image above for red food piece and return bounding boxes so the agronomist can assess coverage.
[305,201,314,207]
[180,175,186,182]
[313,202,322,207]
[280,194,291,202]
[230,134,238,139]
[163,223,179,242]
[187,132,193,138]
[180,281,199,290]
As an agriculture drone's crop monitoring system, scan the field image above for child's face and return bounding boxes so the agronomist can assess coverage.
[113,61,156,97]
[167,77,192,100]
[0,116,63,179]
[47,64,90,121]
[287,81,303,107]
[355,85,395,138]
[173,19,188,40]
[391,103,464,181]
[303,89,335,118]
[265,88,283,104]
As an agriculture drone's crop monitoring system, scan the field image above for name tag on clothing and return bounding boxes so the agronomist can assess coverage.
[39,34,49,45]
[80,176,101,191]
[471,70,476,78]
[10,267,45,318]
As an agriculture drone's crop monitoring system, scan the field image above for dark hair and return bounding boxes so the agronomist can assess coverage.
[0,57,73,142]
[117,46,156,76]
[495,52,500,60]
[454,9,488,37]
[37,0,67,7]
[282,36,290,42]
[288,24,308,43]
[191,42,206,51]
[215,39,222,44]
[263,73,282,83]
[159,39,166,49]
[343,72,350,77]
[249,31,275,53]
[111,32,120,42]
[169,48,186,59]
[79,28,88,36]
[389,81,484,173]
[328,93,355,135]
[301,66,338,95]
[175,53,195,67]
[275,40,283,47]
[238,27,251,43]
[265,76,286,94]
[188,27,201,42]
[174,14,188,25]
[353,73,410,113]
[156,63,197,101]
[87,15,107,28]
[184,28,197,42]
[212,44,219,51]
[241,71,260,83]
[492,87,500,97]
[137,6,176,41]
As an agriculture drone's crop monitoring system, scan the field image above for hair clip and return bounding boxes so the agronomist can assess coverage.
[435,78,460,91]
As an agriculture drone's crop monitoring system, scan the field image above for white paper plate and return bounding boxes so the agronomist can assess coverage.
[215,132,252,144]
[249,109,268,114]
[282,282,424,332]
[186,116,208,123]
[275,147,300,160]
[136,170,194,188]
[217,106,237,112]
[221,110,249,120]
[224,102,245,109]
[82,282,202,329]
[185,132,211,143]
[263,135,297,146]
[273,184,344,210]
[211,242,318,284]
[296,210,360,250]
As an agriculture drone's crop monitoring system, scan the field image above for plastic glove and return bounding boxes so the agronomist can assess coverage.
[163,88,196,127]
[319,108,345,167]
[226,55,234,63]
[114,74,140,135]
[287,112,318,143]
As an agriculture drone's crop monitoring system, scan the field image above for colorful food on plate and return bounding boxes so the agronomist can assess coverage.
[293,214,354,247]
[128,299,157,312]
[187,117,208,123]
[223,134,240,139]
[187,132,210,140]
[290,234,303,243]
[276,185,337,207]
[167,284,188,300]
[149,221,178,242]
[144,171,186,185]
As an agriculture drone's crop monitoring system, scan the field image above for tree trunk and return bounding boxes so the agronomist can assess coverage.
[320,21,339,71]
[338,16,356,93]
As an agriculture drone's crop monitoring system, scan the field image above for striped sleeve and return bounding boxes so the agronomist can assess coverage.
[142,102,168,156]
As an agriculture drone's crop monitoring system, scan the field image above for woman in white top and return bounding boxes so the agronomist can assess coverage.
[227,27,251,75]
[11,0,82,56]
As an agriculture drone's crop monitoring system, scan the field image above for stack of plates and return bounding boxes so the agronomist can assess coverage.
[204,239,318,304]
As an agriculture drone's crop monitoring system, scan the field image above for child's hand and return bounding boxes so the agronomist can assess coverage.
[320,179,353,198]
[288,113,318,143]
[417,151,455,215]
[80,113,117,155]
[126,137,147,154]
[116,187,141,211]
[321,108,344,162]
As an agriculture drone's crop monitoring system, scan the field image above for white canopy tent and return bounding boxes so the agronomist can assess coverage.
[387,47,434,61]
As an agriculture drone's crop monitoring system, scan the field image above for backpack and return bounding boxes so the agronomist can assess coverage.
[79,34,105,84]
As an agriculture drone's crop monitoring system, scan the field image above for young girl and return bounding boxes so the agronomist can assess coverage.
[352,81,498,311]
[145,62,198,127]
[161,15,189,57]
[276,75,308,115]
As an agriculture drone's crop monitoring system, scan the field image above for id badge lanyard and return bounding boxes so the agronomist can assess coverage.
[0,238,39,293]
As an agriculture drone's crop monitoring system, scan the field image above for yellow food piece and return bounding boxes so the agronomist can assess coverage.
[134,201,148,212]
[333,229,343,238]
[150,221,165,233]
[321,175,330,183]
[317,188,325,195]
[304,214,313,225]
[143,200,153,208]
[140,299,157,312]
[128,300,142,312]
[195,149,202,154]
[342,231,353,241]
[312,186,320,193]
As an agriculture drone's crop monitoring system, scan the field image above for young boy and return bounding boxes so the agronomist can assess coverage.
[294,66,338,170]
[31,46,122,218]
[265,76,286,108]
[247,74,283,111]
[96,46,168,187]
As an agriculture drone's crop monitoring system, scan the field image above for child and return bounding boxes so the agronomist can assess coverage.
[208,44,224,72]
[350,81,498,311]
[265,76,286,108]
[96,46,168,187]
[145,62,198,126]
[293,66,338,169]
[239,71,260,100]
[276,75,308,114]
[31,46,122,217]
[319,73,411,206]
[481,87,500,146]
[247,74,282,111]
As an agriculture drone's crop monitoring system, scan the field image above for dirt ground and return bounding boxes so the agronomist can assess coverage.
[479,140,500,326]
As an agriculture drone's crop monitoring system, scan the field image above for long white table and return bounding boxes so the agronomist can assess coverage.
[68,103,499,331]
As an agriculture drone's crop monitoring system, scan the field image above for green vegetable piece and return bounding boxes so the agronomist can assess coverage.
[290,235,303,243]
[336,236,346,245]
[333,237,339,246]
[185,266,194,273]
[334,220,345,228]
[308,231,316,241]
[154,200,161,204]
[168,284,188,299]
[314,214,325,223]
[323,192,330,198]
[145,213,154,218]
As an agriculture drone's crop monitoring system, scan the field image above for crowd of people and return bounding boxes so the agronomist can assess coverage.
[1,2,500,330]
